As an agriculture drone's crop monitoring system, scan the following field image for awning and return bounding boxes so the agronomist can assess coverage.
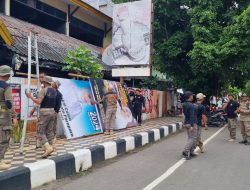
[0,14,101,64]
[0,18,13,46]
[70,0,112,23]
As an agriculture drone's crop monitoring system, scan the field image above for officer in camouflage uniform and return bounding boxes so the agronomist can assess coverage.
[93,84,122,135]
[238,93,250,145]
[26,76,57,158]
[0,65,18,170]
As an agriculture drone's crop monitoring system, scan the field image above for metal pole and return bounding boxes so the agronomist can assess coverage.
[19,31,32,153]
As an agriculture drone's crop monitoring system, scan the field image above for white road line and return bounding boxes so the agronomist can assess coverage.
[142,126,226,190]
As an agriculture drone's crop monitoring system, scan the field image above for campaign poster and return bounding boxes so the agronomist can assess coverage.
[127,88,161,121]
[89,78,137,130]
[20,79,39,120]
[112,0,152,66]
[9,77,39,120]
[10,84,21,119]
[53,78,103,139]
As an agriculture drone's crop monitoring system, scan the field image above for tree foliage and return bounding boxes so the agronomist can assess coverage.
[64,45,103,78]
[112,0,250,95]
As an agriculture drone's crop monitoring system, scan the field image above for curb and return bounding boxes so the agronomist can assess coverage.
[0,122,183,190]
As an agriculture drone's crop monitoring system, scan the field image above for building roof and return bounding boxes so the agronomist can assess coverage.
[0,14,101,64]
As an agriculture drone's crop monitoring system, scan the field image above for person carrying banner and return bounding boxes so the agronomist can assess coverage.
[92,84,122,135]
[51,80,62,145]
[0,65,18,170]
[26,76,57,158]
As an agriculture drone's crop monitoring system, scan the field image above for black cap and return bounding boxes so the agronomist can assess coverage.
[184,91,194,100]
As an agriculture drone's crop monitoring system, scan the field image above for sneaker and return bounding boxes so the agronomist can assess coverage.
[182,151,191,160]
[228,139,235,142]
[244,141,250,145]
[239,140,248,144]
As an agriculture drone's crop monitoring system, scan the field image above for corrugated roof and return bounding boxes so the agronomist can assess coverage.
[0,14,101,64]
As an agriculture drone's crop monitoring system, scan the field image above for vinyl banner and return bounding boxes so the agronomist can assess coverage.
[10,83,21,119]
[53,78,103,139]
[112,0,152,66]
[10,77,38,120]
[89,78,137,130]
[127,88,163,121]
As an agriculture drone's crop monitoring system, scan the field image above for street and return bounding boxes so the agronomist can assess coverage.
[36,126,250,190]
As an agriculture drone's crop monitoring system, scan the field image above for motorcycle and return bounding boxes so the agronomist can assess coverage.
[206,109,227,127]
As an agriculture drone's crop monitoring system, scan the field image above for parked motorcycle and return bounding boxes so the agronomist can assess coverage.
[206,109,227,127]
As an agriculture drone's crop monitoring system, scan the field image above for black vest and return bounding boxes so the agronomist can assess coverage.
[40,88,57,109]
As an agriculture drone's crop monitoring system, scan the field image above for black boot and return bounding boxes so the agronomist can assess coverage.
[239,140,247,144]
[244,141,250,145]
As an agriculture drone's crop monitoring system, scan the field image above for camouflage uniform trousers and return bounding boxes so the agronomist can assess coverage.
[228,118,238,139]
[38,109,55,145]
[184,124,198,153]
[105,105,117,130]
[240,121,250,141]
[53,113,58,139]
[0,112,11,160]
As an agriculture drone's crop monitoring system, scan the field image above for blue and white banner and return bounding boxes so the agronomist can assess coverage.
[54,78,103,139]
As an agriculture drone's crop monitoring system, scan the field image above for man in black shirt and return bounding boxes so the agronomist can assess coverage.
[52,80,62,144]
[131,89,145,126]
[223,94,240,141]
[182,91,198,160]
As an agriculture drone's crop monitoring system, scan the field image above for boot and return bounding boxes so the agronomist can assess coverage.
[41,143,54,158]
[109,129,114,135]
[0,161,11,170]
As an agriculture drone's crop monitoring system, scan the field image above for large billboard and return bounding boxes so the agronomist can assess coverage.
[112,0,152,66]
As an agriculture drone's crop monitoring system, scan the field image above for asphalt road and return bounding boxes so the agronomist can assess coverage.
[37,126,250,190]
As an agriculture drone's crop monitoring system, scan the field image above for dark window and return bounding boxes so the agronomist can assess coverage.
[70,17,104,47]
[36,1,66,20]
[0,1,4,13]
[11,0,66,34]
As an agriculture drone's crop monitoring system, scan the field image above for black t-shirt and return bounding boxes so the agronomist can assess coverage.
[226,100,240,118]
[196,103,205,126]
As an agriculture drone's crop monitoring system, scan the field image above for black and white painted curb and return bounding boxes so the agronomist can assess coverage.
[0,122,183,190]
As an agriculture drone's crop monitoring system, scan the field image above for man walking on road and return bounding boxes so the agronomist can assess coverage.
[195,93,208,153]
[26,76,57,158]
[223,94,240,142]
[238,93,250,145]
[0,65,18,170]
[182,91,198,160]
[131,89,145,126]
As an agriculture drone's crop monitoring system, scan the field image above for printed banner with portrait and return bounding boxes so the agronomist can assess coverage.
[112,0,152,66]
[89,78,137,130]
[53,77,103,139]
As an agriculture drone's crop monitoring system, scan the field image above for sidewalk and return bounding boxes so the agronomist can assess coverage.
[0,116,183,190]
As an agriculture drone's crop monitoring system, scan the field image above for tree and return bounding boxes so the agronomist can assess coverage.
[64,45,103,78]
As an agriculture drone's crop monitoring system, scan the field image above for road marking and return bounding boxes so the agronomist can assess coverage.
[142,126,226,190]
